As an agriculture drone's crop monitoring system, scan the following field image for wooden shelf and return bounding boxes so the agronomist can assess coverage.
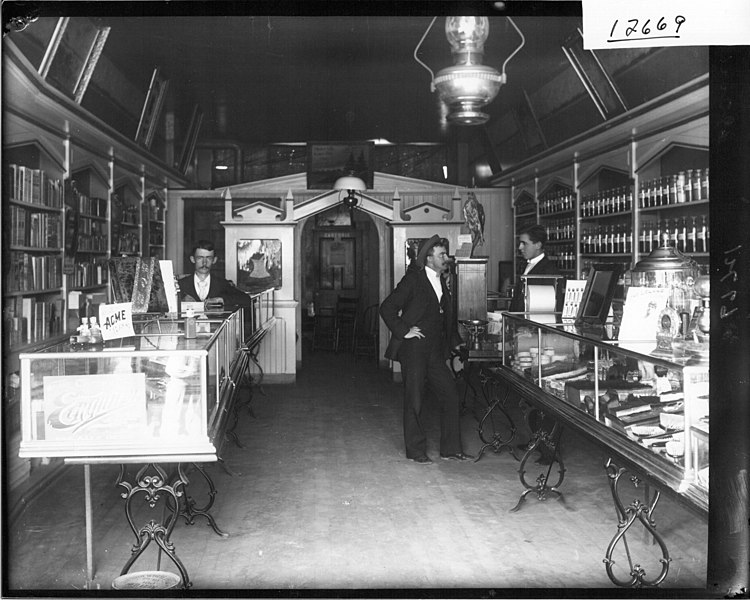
[70,284,109,292]
[580,210,633,221]
[4,287,64,297]
[638,199,709,212]
[580,253,632,258]
[539,209,575,218]
[7,333,69,355]
[9,199,64,212]
[9,245,64,253]
[79,213,108,221]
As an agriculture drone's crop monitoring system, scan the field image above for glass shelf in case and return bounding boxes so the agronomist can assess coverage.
[498,312,709,507]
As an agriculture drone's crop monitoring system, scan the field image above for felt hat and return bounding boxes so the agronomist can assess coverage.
[416,234,444,265]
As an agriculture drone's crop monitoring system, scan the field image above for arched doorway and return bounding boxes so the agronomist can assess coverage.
[299,205,380,359]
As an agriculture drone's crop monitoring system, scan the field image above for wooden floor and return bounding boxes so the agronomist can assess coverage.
[5,349,709,594]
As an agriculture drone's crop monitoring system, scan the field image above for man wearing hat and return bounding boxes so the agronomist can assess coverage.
[380,235,472,464]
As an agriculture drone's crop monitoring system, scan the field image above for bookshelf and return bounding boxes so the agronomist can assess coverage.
[112,178,143,257]
[68,165,111,291]
[3,143,66,353]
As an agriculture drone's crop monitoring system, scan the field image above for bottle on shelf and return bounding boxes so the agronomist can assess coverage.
[677,217,686,253]
[697,215,708,253]
[693,169,702,201]
[185,307,196,339]
[77,318,91,344]
[685,170,693,202]
[88,317,103,345]
[702,167,709,201]
[686,216,697,253]
[668,175,678,205]
[677,172,686,203]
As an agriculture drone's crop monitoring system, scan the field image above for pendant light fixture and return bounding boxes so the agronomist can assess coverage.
[333,173,367,209]
[414,16,525,126]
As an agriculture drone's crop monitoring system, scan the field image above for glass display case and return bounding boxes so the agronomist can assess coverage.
[18,310,245,462]
[497,311,709,510]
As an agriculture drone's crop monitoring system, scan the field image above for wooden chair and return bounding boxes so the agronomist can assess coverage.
[335,296,359,353]
[311,291,339,352]
[353,303,379,362]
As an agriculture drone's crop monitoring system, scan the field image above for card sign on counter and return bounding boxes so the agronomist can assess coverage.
[582,0,750,49]
[99,302,135,341]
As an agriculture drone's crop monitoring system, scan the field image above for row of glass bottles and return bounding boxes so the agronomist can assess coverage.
[549,248,576,271]
[639,216,709,254]
[539,190,575,215]
[581,259,631,279]
[638,169,709,208]
[580,187,633,217]
[580,224,634,254]
[544,217,576,241]
[117,231,140,254]
[121,204,140,225]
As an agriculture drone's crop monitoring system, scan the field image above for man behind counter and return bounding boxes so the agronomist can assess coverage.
[179,240,251,312]
[509,224,562,313]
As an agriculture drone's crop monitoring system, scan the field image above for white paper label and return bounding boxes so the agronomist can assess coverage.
[582,0,750,49]
[99,302,135,340]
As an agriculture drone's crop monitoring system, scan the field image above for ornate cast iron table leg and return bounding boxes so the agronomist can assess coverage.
[224,377,247,450]
[116,463,192,589]
[510,412,566,512]
[474,371,519,462]
[602,459,671,587]
[450,350,477,417]
[244,345,266,397]
[165,463,229,538]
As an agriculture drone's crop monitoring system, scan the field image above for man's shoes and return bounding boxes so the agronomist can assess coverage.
[440,452,475,461]
[410,455,433,465]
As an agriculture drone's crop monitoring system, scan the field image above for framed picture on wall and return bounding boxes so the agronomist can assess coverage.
[306,141,374,190]
[319,238,355,290]
[236,239,282,293]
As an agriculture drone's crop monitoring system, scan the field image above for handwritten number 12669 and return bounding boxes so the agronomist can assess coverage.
[609,16,686,42]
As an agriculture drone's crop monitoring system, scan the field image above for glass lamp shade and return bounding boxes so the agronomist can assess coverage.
[445,17,489,55]
[333,175,366,192]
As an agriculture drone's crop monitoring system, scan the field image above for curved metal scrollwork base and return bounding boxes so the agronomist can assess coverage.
[510,416,565,512]
[244,345,266,396]
[474,371,519,462]
[602,459,671,588]
[450,349,477,417]
[116,463,191,589]
[175,463,229,538]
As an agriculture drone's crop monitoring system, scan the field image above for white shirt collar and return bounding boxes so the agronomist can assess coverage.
[194,274,211,300]
[524,253,545,274]
[425,266,443,300]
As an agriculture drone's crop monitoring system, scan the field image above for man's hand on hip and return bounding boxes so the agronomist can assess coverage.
[404,326,424,339]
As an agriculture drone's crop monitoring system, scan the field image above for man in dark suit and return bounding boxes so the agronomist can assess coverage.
[380,235,472,465]
[178,240,251,312]
[509,224,562,312]
[508,224,561,464]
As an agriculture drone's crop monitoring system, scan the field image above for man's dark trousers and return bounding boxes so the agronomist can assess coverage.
[398,296,461,459]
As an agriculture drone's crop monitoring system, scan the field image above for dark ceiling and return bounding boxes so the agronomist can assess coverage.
[3,4,709,177]
[98,14,583,144]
